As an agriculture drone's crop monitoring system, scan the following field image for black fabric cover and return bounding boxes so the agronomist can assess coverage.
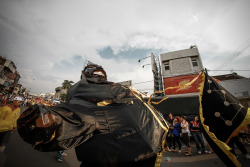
[18,77,167,167]
[145,95,199,119]
[199,72,249,167]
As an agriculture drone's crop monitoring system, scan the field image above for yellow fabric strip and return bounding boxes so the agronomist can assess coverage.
[148,72,202,104]
[154,137,166,167]
[198,72,242,167]
[226,108,250,143]
[176,72,202,92]
[131,90,169,167]
[154,151,164,167]
[132,91,169,132]
[43,131,56,144]
[97,100,113,106]
[151,97,169,105]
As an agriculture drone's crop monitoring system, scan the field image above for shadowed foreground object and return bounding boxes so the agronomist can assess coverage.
[17,63,168,167]
[199,71,250,167]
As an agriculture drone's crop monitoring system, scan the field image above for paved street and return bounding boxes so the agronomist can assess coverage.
[0,106,81,167]
[161,144,250,167]
[0,106,249,167]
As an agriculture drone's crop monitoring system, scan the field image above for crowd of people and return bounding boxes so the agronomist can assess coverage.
[164,113,250,159]
[1,94,32,107]
[0,94,65,163]
[0,94,61,107]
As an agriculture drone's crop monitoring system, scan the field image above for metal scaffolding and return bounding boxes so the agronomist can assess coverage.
[151,53,164,97]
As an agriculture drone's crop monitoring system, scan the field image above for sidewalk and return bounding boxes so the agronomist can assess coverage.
[160,142,250,167]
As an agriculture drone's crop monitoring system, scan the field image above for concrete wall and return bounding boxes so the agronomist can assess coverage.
[160,47,203,78]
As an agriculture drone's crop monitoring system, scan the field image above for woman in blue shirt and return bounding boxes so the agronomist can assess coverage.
[172,116,182,153]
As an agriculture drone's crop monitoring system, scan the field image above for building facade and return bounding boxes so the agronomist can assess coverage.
[54,87,67,100]
[160,46,204,95]
[213,73,250,107]
[0,56,21,95]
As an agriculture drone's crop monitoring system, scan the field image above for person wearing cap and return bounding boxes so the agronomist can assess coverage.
[0,96,23,153]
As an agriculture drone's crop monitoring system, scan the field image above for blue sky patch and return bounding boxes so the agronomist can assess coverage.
[97,46,164,62]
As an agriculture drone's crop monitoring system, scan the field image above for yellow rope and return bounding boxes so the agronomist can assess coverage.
[132,91,169,132]
[151,96,169,105]
[148,72,202,104]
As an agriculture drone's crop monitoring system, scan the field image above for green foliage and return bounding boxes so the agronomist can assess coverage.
[55,87,61,92]
[54,80,74,94]
[60,93,67,102]
[62,80,74,89]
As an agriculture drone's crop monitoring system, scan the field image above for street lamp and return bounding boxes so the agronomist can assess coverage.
[138,56,151,63]
[142,64,151,68]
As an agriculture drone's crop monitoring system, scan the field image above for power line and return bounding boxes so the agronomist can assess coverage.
[138,88,154,91]
[217,38,250,70]
[208,70,250,71]
[133,80,153,85]
[216,38,250,70]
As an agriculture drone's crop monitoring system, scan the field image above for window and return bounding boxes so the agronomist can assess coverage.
[192,59,198,67]
[164,63,170,71]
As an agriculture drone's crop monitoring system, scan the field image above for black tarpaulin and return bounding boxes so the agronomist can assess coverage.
[145,94,200,119]
[18,77,168,167]
[199,71,250,167]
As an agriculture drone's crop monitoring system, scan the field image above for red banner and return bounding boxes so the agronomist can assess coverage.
[163,74,202,95]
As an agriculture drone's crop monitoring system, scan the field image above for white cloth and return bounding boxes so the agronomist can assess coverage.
[14,96,23,101]
[181,120,189,133]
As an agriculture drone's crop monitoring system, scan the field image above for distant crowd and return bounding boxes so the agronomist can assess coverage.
[0,94,61,156]
[164,113,250,159]
[0,94,61,107]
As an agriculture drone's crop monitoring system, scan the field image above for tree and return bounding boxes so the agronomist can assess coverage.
[60,93,67,102]
[61,80,74,89]
[55,87,61,92]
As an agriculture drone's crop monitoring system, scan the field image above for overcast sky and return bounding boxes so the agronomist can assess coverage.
[0,0,249,94]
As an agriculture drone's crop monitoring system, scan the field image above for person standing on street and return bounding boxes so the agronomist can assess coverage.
[181,115,191,156]
[227,126,250,160]
[190,116,210,154]
[172,116,182,154]
[165,113,175,151]
[56,150,67,162]
[0,96,23,153]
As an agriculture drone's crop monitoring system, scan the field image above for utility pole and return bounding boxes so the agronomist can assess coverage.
[138,54,164,97]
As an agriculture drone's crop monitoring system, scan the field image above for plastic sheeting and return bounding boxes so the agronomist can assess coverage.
[199,72,250,167]
[18,77,167,167]
[145,94,200,119]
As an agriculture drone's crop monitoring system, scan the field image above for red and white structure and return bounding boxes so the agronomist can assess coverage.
[160,46,204,95]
